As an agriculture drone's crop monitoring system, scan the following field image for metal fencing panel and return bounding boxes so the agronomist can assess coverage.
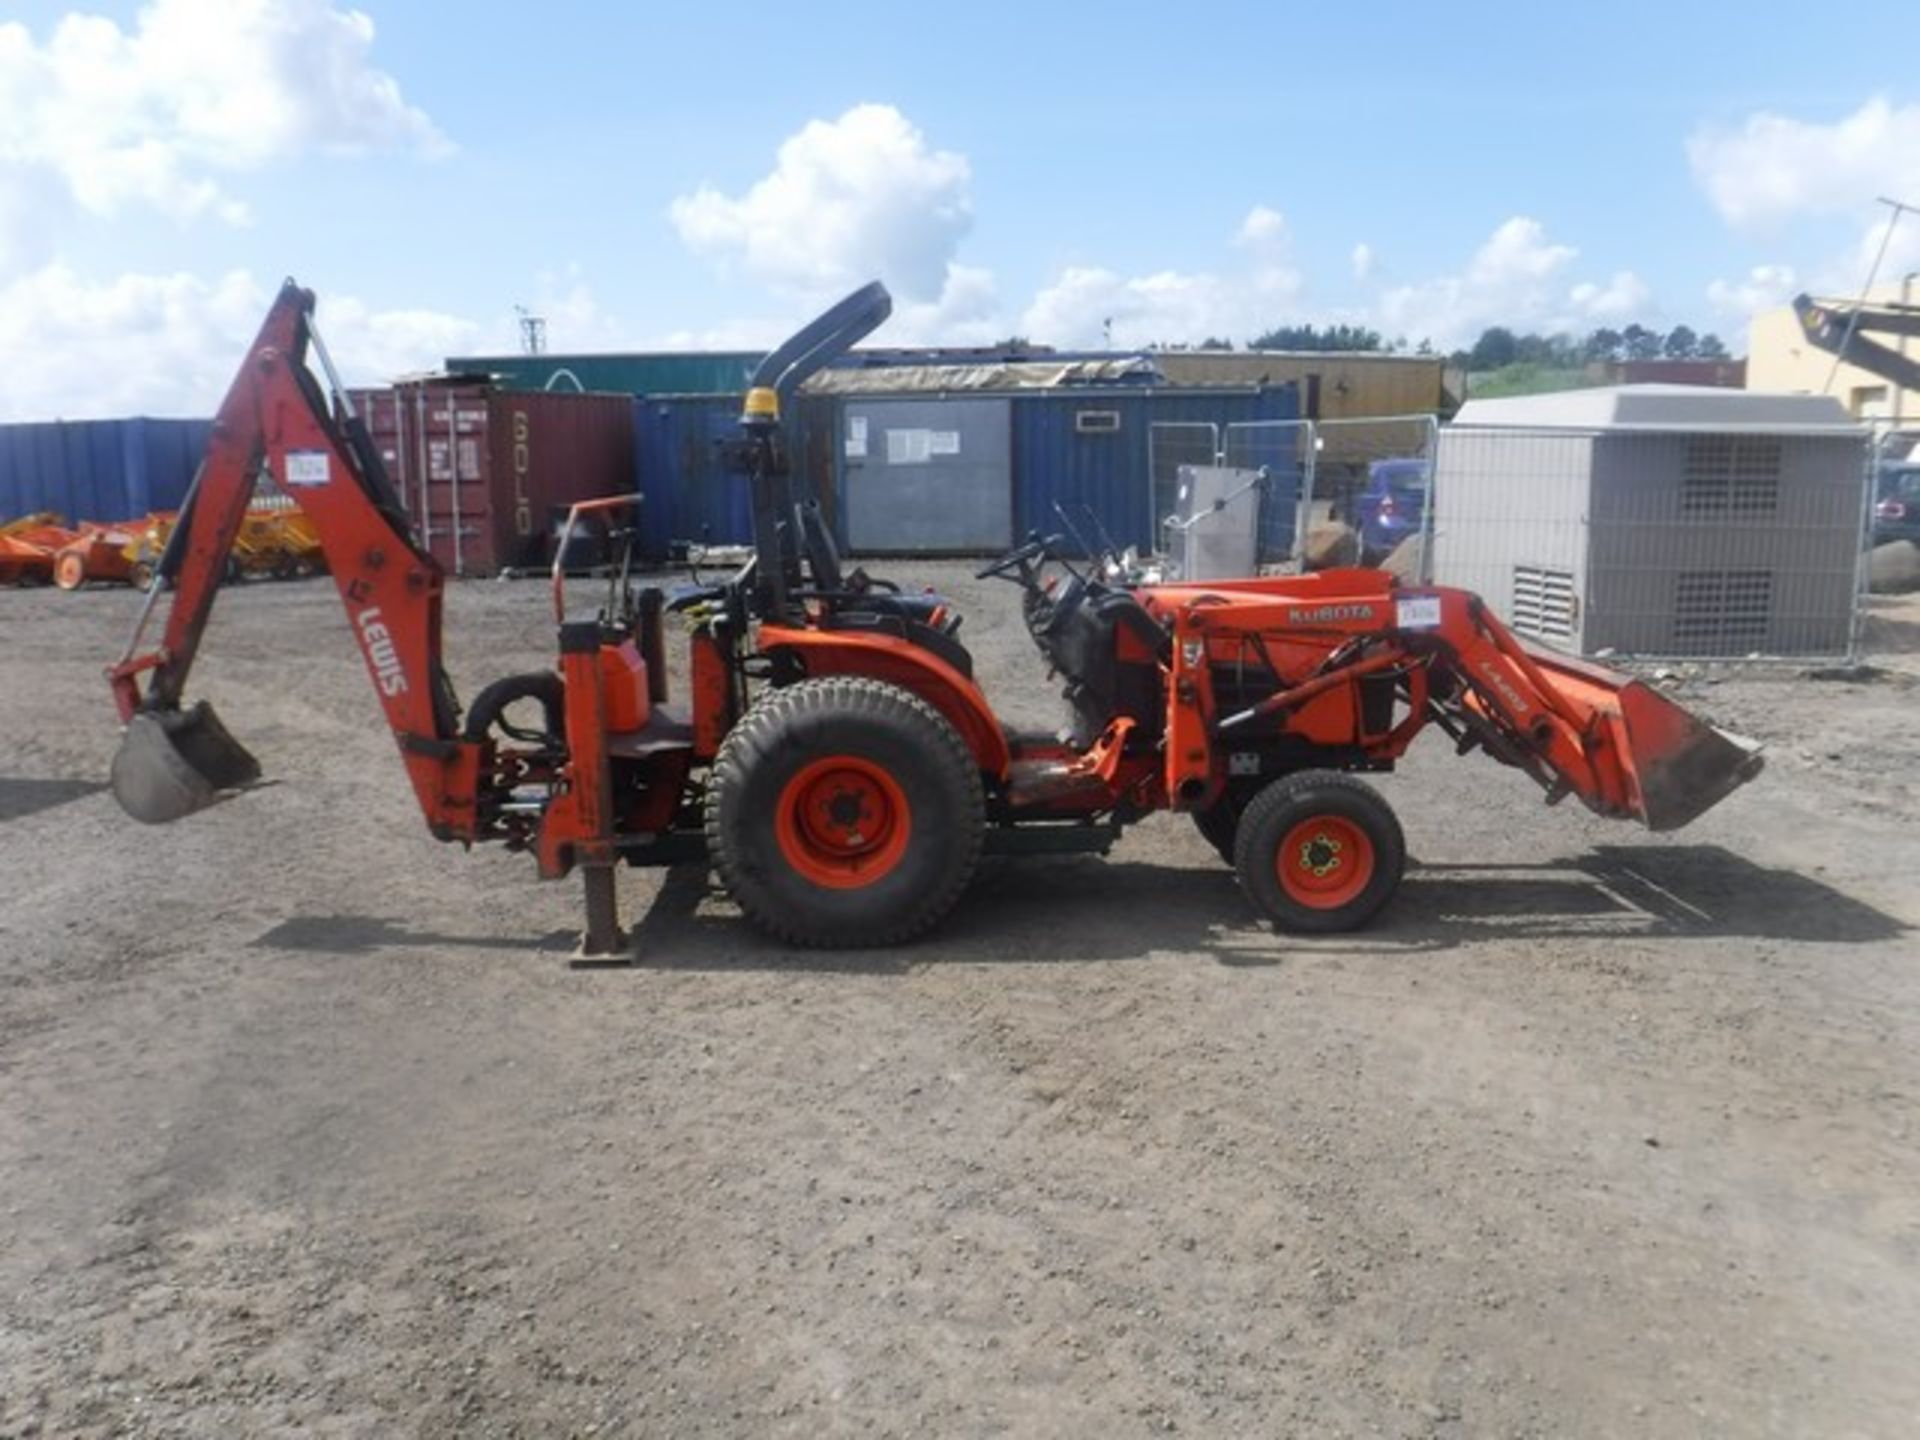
[1310,415,1440,578]
[1432,422,1871,661]
[1221,420,1312,567]
[1147,422,1217,548]
[1862,427,1920,657]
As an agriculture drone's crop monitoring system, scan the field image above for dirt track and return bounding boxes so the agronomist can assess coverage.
[3,565,1918,1438]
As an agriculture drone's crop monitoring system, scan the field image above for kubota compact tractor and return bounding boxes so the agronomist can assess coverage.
[107,279,1763,957]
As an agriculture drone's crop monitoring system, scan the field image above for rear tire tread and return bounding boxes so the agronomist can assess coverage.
[705,676,985,948]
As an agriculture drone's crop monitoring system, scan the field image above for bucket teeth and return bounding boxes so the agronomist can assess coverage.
[110,703,260,824]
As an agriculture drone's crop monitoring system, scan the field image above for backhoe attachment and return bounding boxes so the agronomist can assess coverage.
[107,279,459,830]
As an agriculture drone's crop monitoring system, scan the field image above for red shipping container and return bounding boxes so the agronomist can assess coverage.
[348,379,635,575]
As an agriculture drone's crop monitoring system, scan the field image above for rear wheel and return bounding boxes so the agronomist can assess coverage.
[706,677,984,947]
[128,560,156,591]
[1233,771,1405,933]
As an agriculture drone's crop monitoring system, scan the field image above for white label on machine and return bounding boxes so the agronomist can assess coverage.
[929,429,961,456]
[1395,595,1442,629]
[284,450,331,487]
[886,428,933,465]
[845,415,868,458]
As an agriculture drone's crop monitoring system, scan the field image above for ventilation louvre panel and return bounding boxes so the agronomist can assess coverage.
[1511,564,1577,640]
[1673,569,1773,653]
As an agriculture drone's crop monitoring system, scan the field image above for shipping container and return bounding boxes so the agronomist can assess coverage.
[447,352,761,398]
[349,381,635,575]
[631,393,834,559]
[632,385,1299,560]
[0,417,213,524]
[1008,386,1301,553]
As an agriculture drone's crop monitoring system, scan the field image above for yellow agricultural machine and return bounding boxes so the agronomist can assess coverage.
[34,504,328,590]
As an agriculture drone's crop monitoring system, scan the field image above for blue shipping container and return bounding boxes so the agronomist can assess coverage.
[0,417,213,524]
[1010,386,1301,553]
[632,395,756,558]
[634,385,1299,561]
[632,395,832,559]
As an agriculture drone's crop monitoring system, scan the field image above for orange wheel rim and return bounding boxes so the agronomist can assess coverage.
[774,755,912,889]
[54,552,84,589]
[1277,814,1375,909]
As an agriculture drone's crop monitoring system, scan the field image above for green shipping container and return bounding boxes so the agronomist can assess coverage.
[444,352,760,397]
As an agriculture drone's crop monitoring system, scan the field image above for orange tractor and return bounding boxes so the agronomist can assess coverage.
[107,281,1762,956]
[1,513,79,586]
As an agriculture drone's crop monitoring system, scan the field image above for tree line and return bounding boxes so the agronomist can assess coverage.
[1173,322,1735,366]
[1009,321,1739,365]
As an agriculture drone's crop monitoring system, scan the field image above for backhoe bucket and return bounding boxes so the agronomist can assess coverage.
[110,703,261,824]
[1612,680,1765,832]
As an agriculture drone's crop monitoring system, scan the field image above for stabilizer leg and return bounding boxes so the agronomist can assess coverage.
[576,864,627,960]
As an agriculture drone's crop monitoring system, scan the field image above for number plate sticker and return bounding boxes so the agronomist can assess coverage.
[284,450,330,487]
[1395,595,1442,629]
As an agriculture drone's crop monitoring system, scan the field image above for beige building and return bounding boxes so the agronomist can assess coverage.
[1152,350,1447,420]
[1748,281,1920,425]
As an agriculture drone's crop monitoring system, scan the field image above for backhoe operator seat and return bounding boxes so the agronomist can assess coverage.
[797,500,974,677]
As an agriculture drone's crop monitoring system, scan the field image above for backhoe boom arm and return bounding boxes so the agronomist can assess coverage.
[108,280,476,833]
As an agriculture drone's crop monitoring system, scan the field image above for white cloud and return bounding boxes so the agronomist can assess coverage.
[1351,242,1374,282]
[1569,270,1651,320]
[1688,97,1920,230]
[0,0,443,233]
[888,263,1002,345]
[1374,216,1650,347]
[1706,262,1798,318]
[1236,205,1288,249]
[0,265,478,420]
[1018,206,1305,348]
[318,295,482,384]
[669,104,971,301]
[1233,205,1301,301]
[1020,266,1243,349]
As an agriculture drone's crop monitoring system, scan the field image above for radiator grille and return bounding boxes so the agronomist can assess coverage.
[1673,569,1773,653]
[1510,564,1577,640]
[1681,435,1781,518]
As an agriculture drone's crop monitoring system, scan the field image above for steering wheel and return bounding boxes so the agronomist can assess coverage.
[976,533,1060,581]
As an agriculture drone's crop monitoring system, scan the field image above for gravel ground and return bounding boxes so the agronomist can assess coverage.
[2,564,1917,1438]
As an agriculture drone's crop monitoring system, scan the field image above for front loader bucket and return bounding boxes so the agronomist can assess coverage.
[1612,680,1765,832]
[110,702,261,824]
[1516,644,1764,831]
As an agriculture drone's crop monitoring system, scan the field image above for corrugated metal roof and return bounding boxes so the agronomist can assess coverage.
[1451,384,1861,434]
[801,357,1163,394]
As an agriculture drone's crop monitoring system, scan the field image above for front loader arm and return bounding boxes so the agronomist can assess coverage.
[1156,575,1761,832]
[109,280,477,834]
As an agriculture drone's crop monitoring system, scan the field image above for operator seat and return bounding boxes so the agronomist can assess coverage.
[797,501,974,677]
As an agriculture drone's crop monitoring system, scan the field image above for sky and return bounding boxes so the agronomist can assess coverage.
[5,0,1920,419]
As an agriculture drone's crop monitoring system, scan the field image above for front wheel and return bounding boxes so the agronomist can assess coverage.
[1233,771,1405,933]
[706,677,985,947]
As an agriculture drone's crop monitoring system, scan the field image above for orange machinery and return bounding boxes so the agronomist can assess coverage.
[1,514,78,586]
[105,280,1763,957]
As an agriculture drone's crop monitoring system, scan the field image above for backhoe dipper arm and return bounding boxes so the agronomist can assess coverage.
[109,279,475,833]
